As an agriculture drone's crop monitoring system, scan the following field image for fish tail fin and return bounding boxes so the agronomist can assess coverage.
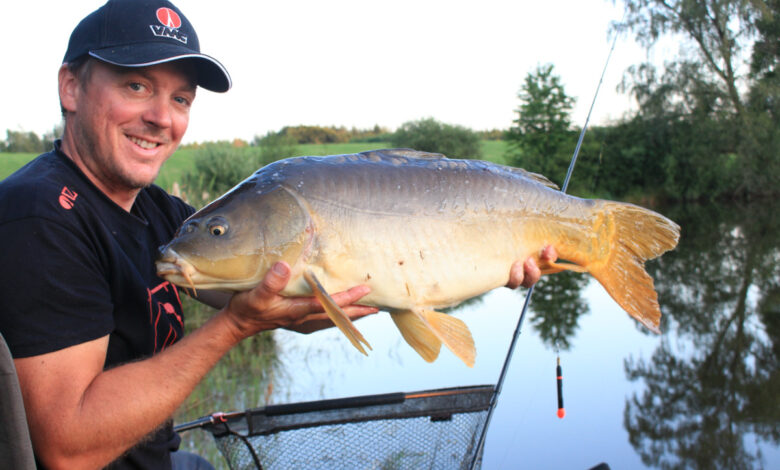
[546,201,680,333]
[391,309,475,367]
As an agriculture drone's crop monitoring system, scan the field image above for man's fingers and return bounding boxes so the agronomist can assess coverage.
[287,304,378,334]
[521,257,542,288]
[541,245,558,262]
[506,260,525,289]
[329,284,372,307]
[343,305,379,318]
[257,262,291,298]
[506,246,559,289]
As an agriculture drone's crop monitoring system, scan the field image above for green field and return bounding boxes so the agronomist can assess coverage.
[0,140,510,191]
[0,153,38,180]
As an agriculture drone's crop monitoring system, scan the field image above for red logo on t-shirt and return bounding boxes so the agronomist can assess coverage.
[156,7,182,28]
[59,186,78,210]
[148,281,184,352]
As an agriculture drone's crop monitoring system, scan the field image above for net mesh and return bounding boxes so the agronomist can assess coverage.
[182,385,492,470]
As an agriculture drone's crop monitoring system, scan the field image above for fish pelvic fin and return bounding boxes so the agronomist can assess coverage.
[392,308,476,367]
[390,311,442,363]
[303,270,372,355]
[569,202,680,333]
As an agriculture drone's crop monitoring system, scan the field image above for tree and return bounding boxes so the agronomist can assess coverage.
[746,0,780,195]
[2,130,46,153]
[42,122,64,152]
[506,64,576,185]
[614,0,778,197]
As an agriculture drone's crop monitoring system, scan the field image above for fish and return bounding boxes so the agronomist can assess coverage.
[156,149,680,367]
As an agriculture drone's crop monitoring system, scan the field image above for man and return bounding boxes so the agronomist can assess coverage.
[0,1,554,468]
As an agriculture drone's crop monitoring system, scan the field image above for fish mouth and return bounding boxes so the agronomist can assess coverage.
[156,248,199,295]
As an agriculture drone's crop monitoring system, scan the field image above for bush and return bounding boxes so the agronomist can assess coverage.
[252,131,298,163]
[181,144,261,208]
[279,125,350,144]
[182,134,299,208]
[390,118,482,158]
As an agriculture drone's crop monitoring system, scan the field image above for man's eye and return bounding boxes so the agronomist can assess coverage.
[129,82,144,92]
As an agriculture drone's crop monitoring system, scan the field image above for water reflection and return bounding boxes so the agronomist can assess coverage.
[528,270,589,351]
[623,202,779,469]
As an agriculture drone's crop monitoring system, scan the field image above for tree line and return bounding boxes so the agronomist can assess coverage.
[0,127,61,154]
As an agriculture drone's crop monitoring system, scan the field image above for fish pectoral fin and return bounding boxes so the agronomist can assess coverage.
[539,260,588,275]
[303,270,372,355]
[390,311,442,363]
[395,308,475,367]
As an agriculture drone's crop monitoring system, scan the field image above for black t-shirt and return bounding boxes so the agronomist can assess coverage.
[0,141,195,469]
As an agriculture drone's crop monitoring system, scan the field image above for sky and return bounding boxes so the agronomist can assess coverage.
[0,0,665,145]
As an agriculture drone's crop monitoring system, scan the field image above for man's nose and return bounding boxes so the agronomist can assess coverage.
[142,96,173,129]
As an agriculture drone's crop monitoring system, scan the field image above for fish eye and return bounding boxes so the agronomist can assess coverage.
[207,217,229,237]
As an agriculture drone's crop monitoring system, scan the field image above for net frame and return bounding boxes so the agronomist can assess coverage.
[176,385,494,470]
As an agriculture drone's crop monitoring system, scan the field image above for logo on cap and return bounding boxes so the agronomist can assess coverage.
[150,7,188,44]
[156,8,182,28]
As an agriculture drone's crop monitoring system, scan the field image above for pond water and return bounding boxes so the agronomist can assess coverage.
[178,201,779,469]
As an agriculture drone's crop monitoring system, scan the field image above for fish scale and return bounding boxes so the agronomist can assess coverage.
[157,149,680,366]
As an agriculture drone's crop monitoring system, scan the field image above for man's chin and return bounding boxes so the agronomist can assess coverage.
[115,169,160,191]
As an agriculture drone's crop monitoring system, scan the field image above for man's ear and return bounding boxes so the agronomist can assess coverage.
[58,64,80,114]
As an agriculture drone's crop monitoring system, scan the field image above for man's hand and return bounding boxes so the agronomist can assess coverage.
[223,262,378,339]
[506,246,558,289]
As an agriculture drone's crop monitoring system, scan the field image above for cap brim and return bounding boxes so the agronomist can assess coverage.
[90,43,231,93]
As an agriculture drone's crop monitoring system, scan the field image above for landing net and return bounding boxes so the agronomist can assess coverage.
[175,385,493,470]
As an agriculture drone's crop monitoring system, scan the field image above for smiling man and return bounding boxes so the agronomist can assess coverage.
[0,1,380,468]
[0,1,551,468]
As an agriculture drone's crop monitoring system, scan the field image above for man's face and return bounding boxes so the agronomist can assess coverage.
[62,59,196,193]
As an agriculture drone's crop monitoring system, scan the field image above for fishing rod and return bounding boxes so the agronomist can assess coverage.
[469,24,622,469]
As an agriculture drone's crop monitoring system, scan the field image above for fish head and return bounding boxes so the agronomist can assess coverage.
[157,182,312,291]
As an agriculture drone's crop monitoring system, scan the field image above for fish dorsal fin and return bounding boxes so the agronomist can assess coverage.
[358,149,560,189]
[391,308,475,367]
[359,148,447,160]
[506,166,560,190]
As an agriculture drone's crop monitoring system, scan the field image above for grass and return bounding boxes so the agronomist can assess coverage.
[0,153,37,180]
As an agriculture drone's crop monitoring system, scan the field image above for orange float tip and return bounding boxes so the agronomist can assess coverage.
[557,408,566,419]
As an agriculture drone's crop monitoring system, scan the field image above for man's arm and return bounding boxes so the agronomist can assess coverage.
[14,262,374,470]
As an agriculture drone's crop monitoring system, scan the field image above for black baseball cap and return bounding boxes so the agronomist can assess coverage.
[63,0,231,92]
